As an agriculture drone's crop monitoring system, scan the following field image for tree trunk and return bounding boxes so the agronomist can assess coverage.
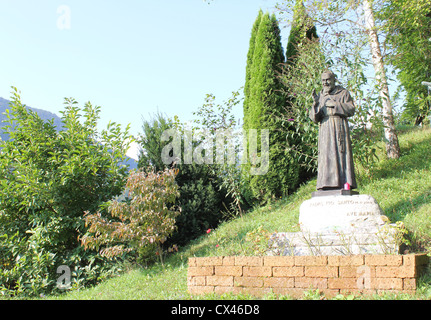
[363,0,401,159]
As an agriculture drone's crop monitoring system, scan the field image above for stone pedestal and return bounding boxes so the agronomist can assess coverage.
[268,194,400,256]
[299,194,386,234]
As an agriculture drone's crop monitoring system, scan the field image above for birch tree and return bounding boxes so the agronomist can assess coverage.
[363,0,400,159]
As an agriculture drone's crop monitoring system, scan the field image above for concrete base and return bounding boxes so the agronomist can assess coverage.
[268,228,399,256]
[268,194,400,256]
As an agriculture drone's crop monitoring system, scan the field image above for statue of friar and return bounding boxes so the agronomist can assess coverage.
[309,70,357,191]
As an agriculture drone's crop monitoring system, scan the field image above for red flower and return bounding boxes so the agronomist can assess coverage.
[215,244,219,248]
[206,229,212,234]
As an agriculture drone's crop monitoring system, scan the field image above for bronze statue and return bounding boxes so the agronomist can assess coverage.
[309,70,357,192]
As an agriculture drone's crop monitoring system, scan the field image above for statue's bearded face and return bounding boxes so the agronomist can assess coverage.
[322,73,335,93]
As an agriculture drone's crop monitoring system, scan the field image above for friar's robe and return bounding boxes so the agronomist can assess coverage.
[309,85,357,190]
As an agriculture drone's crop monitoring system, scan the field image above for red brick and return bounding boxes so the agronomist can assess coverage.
[214,286,235,295]
[343,289,377,297]
[295,277,328,289]
[263,256,295,267]
[273,266,304,277]
[222,256,235,266]
[188,266,214,277]
[235,256,263,266]
[365,255,402,266]
[339,265,376,278]
[370,278,403,290]
[328,255,364,266]
[305,266,338,277]
[215,266,243,276]
[187,276,206,286]
[328,278,359,290]
[206,275,234,287]
[188,257,197,267]
[356,274,373,290]
[264,277,295,288]
[338,266,357,278]
[243,266,272,277]
[196,256,223,266]
[234,276,264,288]
[402,254,416,266]
[320,289,341,299]
[264,256,295,267]
[403,254,429,267]
[384,255,403,266]
[403,278,417,291]
[295,256,328,266]
[375,266,416,278]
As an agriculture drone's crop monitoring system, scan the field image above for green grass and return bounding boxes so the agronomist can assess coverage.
[50,126,431,300]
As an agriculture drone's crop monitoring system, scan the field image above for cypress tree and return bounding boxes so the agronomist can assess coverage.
[285,0,318,64]
[243,11,299,202]
[243,9,263,128]
[283,0,321,183]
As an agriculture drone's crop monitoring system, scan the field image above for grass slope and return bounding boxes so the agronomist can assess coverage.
[56,127,431,300]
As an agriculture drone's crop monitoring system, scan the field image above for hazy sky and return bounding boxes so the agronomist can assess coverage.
[0,0,287,142]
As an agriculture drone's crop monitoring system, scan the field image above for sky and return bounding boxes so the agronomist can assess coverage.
[0,0,289,159]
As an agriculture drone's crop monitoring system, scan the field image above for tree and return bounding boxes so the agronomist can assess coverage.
[243,11,299,201]
[280,0,321,182]
[138,112,173,171]
[0,88,133,296]
[285,0,318,64]
[243,9,263,130]
[377,0,431,126]
[363,0,400,159]
[276,0,401,159]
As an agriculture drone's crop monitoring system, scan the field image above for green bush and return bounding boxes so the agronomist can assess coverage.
[138,113,234,247]
[169,163,227,245]
[0,88,132,296]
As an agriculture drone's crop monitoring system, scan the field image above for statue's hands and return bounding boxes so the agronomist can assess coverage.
[325,97,336,108]
[312,89,318,103]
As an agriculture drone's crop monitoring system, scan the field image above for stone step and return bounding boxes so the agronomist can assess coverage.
[268,228,400,256]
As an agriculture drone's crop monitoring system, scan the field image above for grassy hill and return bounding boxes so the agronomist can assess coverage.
[53,126,431,300]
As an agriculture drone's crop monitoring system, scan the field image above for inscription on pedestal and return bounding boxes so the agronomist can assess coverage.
[299,194,385,233]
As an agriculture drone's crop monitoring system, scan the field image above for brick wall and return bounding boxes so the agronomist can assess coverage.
[187,254,429,298]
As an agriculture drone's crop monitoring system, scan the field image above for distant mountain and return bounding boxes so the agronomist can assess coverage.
[0,97,64,141]
[0,97,137,170]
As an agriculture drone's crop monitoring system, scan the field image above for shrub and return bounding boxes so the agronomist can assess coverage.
[81,168,181,265]
[0,88,132,296]
[138,113,234,247]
